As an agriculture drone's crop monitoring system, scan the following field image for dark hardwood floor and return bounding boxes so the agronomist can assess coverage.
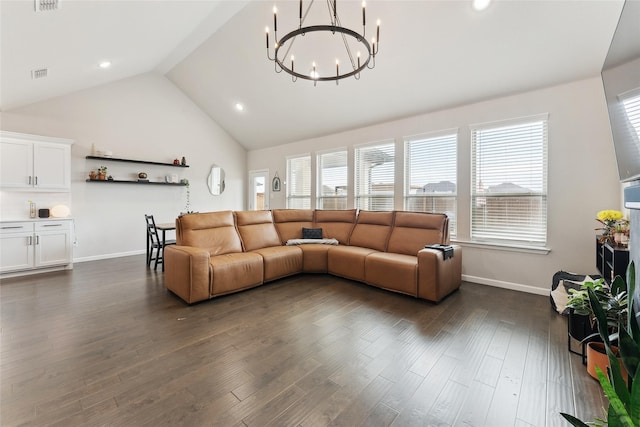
[1,256,605,426]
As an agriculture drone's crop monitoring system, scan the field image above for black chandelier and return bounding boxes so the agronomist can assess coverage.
[265,0,380,85]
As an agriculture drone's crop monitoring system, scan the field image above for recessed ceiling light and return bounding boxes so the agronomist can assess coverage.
[472,0,491,11]
[235,103,245,112]
[98,61,111,69]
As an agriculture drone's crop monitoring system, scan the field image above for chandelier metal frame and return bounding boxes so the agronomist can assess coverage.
[265,0,380,84]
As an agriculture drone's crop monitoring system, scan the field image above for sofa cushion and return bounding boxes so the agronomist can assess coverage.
[235,210,282,251]
[273,209,314,244]
[365,252,418,296]
[252,246,303,281]
[177,211,243,256]
[299,244,331,272]
[210,252,264,296]
[327,245,377,281]
[387,211,448,256]
[348,210,394,252]
[314,209,357,244]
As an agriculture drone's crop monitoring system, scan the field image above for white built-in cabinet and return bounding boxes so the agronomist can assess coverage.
[0,219,73,274]
[0,131,72,191]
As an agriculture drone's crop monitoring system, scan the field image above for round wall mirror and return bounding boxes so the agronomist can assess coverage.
[208,164,226,195]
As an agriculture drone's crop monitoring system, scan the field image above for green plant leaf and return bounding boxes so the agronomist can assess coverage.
[619,326,640,382]
[606,345,631,407]
[596,367,635,427]
[590,288,612,347]
[630,365,640,425]
[628,261,637,335]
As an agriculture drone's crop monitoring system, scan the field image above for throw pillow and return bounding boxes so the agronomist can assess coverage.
[549,271,601,314]
[302,227,323,239]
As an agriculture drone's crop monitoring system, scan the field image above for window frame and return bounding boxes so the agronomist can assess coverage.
[285,154,311,209]
[354,140,396,211]
[469,114,549,246]
[404,129,458,237]
[316,148,348,210]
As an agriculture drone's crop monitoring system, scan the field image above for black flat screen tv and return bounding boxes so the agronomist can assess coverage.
[601,1,640,183]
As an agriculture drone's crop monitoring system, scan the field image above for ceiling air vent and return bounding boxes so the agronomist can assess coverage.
[31,68,48,79]
[34,0,60,12]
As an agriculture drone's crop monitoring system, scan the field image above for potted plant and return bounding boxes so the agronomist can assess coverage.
[566,275,628,380]
[561,262,639,426]
[97,166,108,180]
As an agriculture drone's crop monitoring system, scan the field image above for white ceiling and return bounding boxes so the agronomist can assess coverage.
[0,0,625,151]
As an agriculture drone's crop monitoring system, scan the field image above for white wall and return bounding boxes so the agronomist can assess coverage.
[0,73,246,261]
[247,77,621,294]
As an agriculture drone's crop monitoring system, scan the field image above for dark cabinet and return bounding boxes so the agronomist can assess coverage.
[596,238,629,284]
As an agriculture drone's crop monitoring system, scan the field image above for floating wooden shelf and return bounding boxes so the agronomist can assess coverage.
[85,179,186,186]
[86,155,189,168]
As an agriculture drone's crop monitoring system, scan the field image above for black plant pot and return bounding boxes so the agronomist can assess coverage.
[567,308,598,363]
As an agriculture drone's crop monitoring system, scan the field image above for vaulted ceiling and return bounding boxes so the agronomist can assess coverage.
[0,0,625,150]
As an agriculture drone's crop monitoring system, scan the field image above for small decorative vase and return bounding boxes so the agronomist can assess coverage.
[615,232,624,245]
[98,173,106,180]
[89,171,97,180]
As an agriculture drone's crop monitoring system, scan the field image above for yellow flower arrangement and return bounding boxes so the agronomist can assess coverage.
[596,210,624,223]
[596,209,626,243]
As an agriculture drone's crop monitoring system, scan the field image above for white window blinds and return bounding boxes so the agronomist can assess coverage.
[471,116,548,244]
[355,141,395,211]
[286,155,311,209]
[317,150,348,210]
[621,89,640,143]
[405,132,457,236]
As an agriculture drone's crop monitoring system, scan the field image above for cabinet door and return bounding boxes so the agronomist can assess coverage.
[34,142,70,190]
[35,223,72,267]
[0,232,34,272]
[0,140,33,188]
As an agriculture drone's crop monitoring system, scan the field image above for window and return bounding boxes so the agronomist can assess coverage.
[317,149,348,210]
[621,89,640,143]
[286,155,311,208]
[355,141,394,211]
[404,131,457,236]
[471,116,548,245]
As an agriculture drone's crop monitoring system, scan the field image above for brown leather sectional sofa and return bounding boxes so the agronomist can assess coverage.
[164,209,462,304]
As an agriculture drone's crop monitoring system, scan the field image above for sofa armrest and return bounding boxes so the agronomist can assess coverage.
[417,245,462,302]
[164,245,212,304]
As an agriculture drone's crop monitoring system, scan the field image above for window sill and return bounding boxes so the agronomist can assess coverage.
[451,239,551,255]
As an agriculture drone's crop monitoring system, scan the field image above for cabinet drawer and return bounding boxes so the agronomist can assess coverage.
[0,222,34,234]
[36,221,71,231]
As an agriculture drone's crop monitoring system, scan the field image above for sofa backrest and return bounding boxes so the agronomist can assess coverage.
[387,211,448,255]
[313,209,357,245]
[235,210,282,251]
[348,210,394,251]
[176,211,243,255]
[272,209,314,244]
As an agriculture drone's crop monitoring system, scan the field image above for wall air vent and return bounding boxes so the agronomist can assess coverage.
[34,0,60,12]
[31,68,48,79]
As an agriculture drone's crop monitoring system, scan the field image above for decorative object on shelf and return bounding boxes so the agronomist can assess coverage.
[138,172,147,179]
[97,166,108,180]
[89,170,97,180]
[50,204,70,218]
[173,158,180,165]
[165,174,179,184]
[38,208,50,218]
[107,175,113,181]
[272,172,281,192]
[28,200,36,218]
[181,156,187,166]
[265,0,380,85]
[595,209,624,244]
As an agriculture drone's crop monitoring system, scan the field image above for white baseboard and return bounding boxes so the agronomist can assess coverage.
[74,250,145,263]
[463,274,548,296]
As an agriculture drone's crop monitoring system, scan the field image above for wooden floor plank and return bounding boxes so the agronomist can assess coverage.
[0,255,606,427]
